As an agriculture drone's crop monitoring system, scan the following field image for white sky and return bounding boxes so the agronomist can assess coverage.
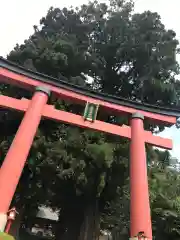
[0,0,179,158]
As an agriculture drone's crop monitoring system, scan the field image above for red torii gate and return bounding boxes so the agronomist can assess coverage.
[0,58,179,239]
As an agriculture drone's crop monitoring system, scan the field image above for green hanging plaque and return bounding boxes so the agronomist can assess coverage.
[83,102,99,122]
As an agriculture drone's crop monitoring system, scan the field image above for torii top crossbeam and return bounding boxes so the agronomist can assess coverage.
[0,57,180,124]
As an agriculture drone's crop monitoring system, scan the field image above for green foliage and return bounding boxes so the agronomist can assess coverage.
[149,166,180,239]
[101,151,180,240]
[0,232,15,240]
[8,0,180,108]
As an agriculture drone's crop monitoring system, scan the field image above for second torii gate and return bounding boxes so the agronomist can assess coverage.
[0,57,179,239]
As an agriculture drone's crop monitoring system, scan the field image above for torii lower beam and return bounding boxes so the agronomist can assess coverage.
[0,94,172,149]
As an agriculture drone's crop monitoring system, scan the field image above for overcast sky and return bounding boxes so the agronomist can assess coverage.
[0,0,179,158]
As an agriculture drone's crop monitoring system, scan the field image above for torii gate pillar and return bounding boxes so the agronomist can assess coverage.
[130,112,152,239]
[0,86,50,231]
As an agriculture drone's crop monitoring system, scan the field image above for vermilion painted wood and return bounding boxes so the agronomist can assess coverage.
[130,117,152,239]
[4,219,12,233]
[0,95,173,149]
[0,68,176,124]
[0,91,48,214]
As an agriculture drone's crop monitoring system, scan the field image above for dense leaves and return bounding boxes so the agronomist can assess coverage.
[0,232,15,240]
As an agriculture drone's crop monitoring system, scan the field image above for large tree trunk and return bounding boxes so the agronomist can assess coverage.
[55,208,67,240]
[79,201,100,240]
[56,204,84,240]
[56,200,100,240]
[62,218,82,240]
